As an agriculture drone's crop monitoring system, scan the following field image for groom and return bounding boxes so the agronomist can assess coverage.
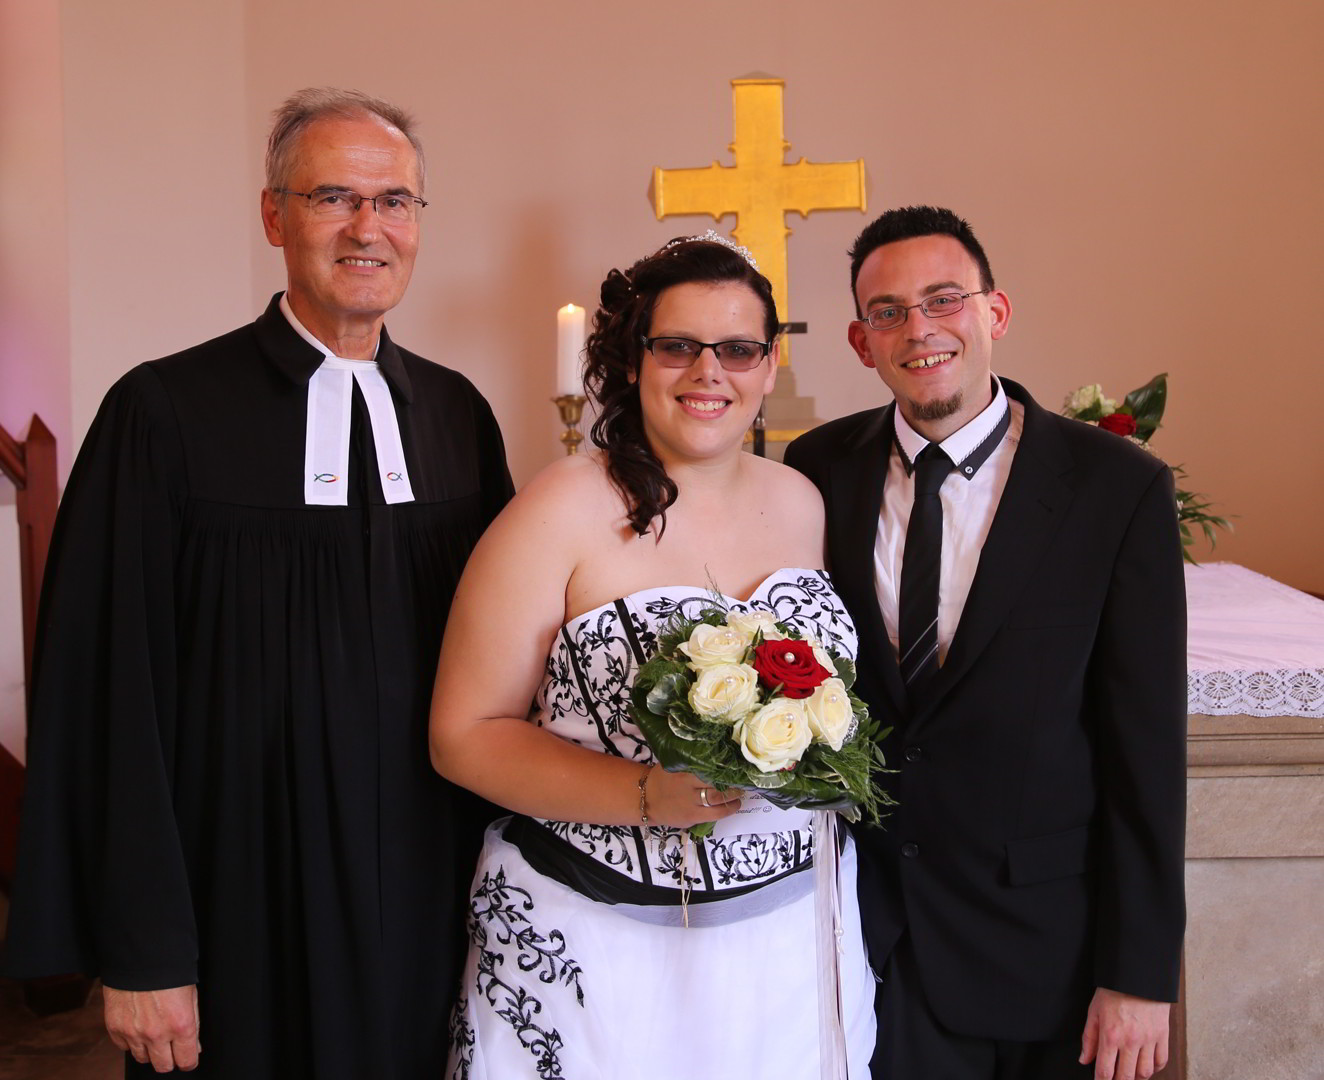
[785,206,1186,1080]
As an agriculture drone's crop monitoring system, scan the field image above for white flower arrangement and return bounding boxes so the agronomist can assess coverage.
[631,603,891,836]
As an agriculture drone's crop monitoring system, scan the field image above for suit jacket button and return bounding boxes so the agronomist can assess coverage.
[904,746,923,761]
[901,842,920,858]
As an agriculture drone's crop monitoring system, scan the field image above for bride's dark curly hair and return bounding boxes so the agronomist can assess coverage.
[584,237,779,538]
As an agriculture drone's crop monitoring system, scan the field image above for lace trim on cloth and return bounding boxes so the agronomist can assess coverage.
[1185,562,1324,717]
[1187,668,1324,717]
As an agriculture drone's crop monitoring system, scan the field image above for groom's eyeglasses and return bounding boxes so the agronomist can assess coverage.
[641,336,772,372]
[860,289,988,331]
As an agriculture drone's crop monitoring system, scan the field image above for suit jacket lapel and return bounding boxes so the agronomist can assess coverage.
[827,405,908,722]
[918,379,1076,720]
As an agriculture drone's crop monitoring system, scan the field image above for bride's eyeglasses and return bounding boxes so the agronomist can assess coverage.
[641,336,772,372]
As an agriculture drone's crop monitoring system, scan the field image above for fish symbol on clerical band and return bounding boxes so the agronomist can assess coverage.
[387,472,403,482]
[313,473,339,483]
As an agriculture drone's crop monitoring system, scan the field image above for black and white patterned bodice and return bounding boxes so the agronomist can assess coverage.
[532,568,856,895]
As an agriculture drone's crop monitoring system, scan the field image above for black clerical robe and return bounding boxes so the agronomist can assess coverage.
[5,294,513,1078]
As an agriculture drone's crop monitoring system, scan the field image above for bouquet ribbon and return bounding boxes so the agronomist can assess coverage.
[813,809,849,1080]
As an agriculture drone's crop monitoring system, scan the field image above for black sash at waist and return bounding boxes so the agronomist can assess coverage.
[503,815,814,907]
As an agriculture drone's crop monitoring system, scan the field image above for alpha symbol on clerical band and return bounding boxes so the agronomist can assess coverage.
[313,473,339,483]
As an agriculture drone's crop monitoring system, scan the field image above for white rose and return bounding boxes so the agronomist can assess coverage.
[1064,383,1101,414]
[678,623,749,668]
[805,677,854,751]
[810,642,839,680]
[1064,383,1116,418]
[733,698,812,773]
[688,663,760,723]
[724,611,787,644]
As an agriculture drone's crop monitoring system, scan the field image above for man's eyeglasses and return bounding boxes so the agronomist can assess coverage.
[860,290,988,331]
[276,188,427,225]
[641,336,773,372]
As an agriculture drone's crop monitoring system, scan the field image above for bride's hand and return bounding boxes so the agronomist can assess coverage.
[642,765,743,829]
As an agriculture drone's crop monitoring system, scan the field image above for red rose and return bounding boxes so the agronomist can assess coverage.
[1098,412,1137,437]
[751,639,833,699]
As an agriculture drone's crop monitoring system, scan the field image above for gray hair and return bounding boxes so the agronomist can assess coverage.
[265,87,426,194]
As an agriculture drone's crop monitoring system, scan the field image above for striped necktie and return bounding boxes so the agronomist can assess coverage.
[898,443,954,690]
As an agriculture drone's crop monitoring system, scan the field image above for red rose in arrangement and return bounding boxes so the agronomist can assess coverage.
[1098,412,1137,437]
[752,639,833,699]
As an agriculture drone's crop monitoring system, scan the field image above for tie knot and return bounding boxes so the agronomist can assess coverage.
[913,444,953,496]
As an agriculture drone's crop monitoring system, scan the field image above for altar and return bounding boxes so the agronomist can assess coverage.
[1179,563,1324,1080]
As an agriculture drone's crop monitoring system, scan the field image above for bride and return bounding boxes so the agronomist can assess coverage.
[430,234,876,1078]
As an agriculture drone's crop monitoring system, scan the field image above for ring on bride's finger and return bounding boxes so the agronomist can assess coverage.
[699,788,710,808]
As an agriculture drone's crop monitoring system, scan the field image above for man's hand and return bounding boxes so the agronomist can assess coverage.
[1080,987,1170,1080]
[104,984,200,1072]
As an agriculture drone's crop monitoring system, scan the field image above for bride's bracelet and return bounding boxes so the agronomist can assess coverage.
[637,763,652,825]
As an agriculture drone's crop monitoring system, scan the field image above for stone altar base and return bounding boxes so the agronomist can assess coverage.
[1181,713,1324,1079]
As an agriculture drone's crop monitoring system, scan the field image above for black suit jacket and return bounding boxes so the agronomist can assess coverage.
[785,378,1187,1041]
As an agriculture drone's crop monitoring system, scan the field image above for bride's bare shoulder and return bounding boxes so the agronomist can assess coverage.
[504,451,622,526]
[745,453,825,518]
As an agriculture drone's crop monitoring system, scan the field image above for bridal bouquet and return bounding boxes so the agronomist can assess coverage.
[630,605,890,838]
[1062,372,1231,563]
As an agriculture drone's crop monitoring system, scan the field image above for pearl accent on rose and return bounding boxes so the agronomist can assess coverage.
[783,652,796,662]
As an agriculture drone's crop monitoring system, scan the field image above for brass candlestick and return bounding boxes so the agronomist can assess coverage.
[552,394,587,455]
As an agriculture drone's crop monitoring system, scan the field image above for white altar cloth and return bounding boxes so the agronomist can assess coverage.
[1186,562,1324,717]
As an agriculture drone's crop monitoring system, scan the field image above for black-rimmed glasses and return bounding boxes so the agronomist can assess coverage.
[641,336,772,371]
[276,188,427,225]
[861,289,988,331]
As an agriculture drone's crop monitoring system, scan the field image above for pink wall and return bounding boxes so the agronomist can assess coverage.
[1,0,70,459]
[2,0,1320,606]
[61,0,254,439]
[240,0,1324,590]
[0,0,70,763]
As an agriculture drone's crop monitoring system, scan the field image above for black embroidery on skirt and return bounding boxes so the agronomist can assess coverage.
[447,994,475,1080]
[467,866,584,1078]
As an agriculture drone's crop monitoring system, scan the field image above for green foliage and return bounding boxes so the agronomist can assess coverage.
[1174,467,1234,564]
[1120,371,1168,441]
[832,653,857,690]
[644,669,689,718]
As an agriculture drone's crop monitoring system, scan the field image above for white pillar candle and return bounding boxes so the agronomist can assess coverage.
[556,303,586,396]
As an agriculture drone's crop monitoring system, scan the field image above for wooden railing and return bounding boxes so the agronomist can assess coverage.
[0,415,58,892]
[0,416,57,704]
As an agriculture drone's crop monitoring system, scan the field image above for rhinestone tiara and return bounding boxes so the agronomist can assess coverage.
[663,229,759,271]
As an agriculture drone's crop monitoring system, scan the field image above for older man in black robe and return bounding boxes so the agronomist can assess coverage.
[5,88,512,1078]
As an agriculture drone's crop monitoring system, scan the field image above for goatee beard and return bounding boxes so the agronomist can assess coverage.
[908,390,963,422]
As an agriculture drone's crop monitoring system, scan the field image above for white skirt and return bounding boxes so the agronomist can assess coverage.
[446,818,876,1079]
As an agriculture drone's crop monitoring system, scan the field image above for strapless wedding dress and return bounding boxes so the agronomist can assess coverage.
[446,569,876,1079]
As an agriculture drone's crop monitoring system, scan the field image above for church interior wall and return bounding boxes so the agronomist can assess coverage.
[0,0,70,764]
[60,0,254,441]
[1,0,1321,759]
[0,0,70,463]
[241,0,1324,590]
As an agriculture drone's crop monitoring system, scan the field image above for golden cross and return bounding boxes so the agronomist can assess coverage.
[650,76,867,364]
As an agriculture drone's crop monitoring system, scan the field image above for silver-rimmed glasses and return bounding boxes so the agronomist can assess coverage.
[861,289,988,331]
[276,188,427,225]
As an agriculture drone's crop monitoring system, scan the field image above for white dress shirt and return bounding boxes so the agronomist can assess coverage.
[874,376,1023,665]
